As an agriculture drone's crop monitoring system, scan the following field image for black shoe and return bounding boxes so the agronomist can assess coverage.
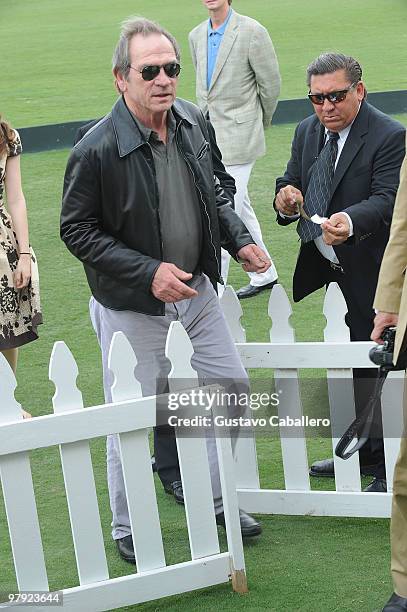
[309,457,377,478]
[163,480,184,504]
[116,534,135,564]
[216,509,262,538]
[363,477,387,493]
[383,592,407,611]
[236,280,277,300]
[151,455,157,473]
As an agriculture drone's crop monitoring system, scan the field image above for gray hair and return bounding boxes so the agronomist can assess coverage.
[112,17,181,80]
[306,53,362,88]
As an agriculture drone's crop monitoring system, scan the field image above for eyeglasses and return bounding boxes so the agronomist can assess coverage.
[308,83,358,105]
[128,62,181,82]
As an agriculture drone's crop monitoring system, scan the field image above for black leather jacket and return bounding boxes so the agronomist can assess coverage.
[61,96,253,315]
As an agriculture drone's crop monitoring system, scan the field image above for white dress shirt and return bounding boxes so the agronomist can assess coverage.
[279,110,360,263]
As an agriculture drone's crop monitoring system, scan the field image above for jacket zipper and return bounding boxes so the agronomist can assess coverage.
[175,121,223,284]
[147,142,164,260]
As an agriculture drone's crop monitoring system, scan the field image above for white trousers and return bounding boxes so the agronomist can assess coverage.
[89,274,249,539]
[222,162,278,287]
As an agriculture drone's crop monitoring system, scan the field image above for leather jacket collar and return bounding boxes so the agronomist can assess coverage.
[111,96,198,158]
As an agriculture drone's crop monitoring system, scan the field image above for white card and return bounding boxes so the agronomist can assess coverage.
[310,214,327,225]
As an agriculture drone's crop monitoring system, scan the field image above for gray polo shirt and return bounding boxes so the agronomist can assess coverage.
[132,110,202,274]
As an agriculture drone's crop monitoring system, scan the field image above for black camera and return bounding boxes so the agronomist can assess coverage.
[336,326,406,461]
[369,326,407,371]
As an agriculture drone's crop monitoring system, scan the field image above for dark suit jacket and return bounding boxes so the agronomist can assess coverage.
[275,100,405,319]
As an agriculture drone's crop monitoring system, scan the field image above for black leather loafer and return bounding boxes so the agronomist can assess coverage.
[309,457,377,478]
[116,534,135,564]
[164,480,184,504]
[383,592,407,611]
[236,280,277,300]
[363,478,387,493]
[216,509,262,537]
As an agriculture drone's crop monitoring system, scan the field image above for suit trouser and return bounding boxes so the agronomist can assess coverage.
[89,274,248,539]
[221,162,278,287]
[391,377,407,596]
[328,265,385,477]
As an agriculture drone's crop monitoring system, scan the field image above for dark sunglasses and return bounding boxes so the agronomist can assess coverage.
[129,62,181,81]
[308,83,358,105]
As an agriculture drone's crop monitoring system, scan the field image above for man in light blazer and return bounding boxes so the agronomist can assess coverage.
[372,142,407,612]
[189,0,281,298]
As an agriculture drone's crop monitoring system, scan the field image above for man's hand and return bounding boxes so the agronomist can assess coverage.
[275,185,303,216]
[321,213,350,245]
[151,263,198,303]
[237,244,271,273]
[371,312,399,344]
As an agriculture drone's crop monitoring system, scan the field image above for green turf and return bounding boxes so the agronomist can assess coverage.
[0,0,406,126]
[1,1,407,610]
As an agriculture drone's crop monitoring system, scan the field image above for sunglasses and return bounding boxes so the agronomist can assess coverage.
[129,62,181,82]
[308,83,358,105]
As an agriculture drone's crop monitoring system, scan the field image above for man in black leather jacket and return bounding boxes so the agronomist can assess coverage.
[61,17,271,562]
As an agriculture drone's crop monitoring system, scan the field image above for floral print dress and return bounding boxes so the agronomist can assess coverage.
[0,129,42,349]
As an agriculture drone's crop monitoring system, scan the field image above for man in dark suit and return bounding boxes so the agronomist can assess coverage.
[274,52,405,491]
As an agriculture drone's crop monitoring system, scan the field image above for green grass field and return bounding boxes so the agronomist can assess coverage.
[1,0,407,126]
[1,1,407,610]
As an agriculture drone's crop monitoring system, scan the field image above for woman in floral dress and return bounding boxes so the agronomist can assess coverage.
[0,115,42,416]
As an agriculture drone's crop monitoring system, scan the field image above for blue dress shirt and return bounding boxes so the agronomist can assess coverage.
[207,8,233,90]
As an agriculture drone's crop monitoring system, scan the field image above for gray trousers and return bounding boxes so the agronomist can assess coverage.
[89,274,248,540]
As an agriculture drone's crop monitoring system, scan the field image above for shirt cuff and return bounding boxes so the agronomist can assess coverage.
[279,211,300,220]
[342,212,354,237]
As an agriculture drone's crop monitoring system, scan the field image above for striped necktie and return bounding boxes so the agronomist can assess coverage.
[297,131,339,243]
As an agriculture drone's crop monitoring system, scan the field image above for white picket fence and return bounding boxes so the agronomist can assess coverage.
[0,280,404,608]
[220,282,405,519]
[0,322,246,611]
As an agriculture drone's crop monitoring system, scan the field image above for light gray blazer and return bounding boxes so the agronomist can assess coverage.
[189,11,281,165]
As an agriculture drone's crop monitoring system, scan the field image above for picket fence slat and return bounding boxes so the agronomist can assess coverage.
[233,436,260,489]
[273,370,311,491]
[269,285,310,491]
[323,285,361,492]
[214,423,247,592]
[326,372,361,492]
[0,354,48,591]
[0,453,49,591]
[175,434,220,558]
[166,322,220,561]
[220,286,246,343]
[109,332,166,572]
[118,429,166,570]
[50,342,109,585]
[221,287,259,490]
